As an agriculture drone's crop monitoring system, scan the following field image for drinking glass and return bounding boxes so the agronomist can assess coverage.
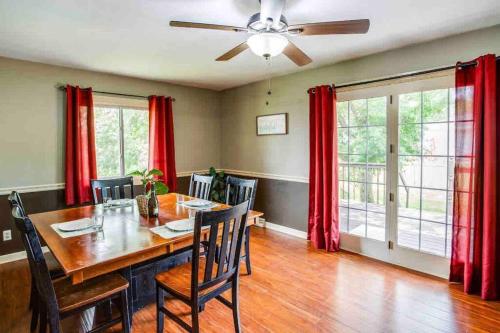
[177,194,185,204]
[93,215,104,231]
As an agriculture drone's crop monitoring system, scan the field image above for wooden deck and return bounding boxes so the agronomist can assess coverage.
[1,227,499,333]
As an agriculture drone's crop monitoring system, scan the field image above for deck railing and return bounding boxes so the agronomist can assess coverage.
[339,163,410,207]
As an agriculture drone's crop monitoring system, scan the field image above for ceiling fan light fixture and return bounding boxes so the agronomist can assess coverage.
[247,33,288,58]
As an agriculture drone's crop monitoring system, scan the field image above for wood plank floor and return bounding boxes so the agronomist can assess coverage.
[1,227,500,333]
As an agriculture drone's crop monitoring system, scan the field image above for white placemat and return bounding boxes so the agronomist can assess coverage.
[50,218,96,238]
[177,199,218,210]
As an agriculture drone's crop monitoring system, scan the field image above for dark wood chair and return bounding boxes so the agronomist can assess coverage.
[155,201,250,333]
[188,173,214,200]
[225,176,258,275]
[10,204,131,333]
[90,177,134,204]
[7,191,65,332]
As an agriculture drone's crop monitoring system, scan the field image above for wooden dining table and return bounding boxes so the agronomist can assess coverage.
[30,193,263,315]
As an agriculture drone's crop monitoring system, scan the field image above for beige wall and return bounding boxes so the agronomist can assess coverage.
[0,57,221,188]
[220,25,500,179]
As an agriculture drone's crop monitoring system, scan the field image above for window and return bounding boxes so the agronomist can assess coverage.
[336,74,456,262]
[338,96,387,241]
[397,88,455,257]
[94,105,148,178]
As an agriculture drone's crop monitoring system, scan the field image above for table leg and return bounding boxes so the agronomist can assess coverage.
[120,266,134,327]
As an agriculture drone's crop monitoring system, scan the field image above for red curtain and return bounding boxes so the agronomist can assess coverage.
[308,85,340,252]
[148,96,177,192]
[450,54,500,300]
[65,85,97,205]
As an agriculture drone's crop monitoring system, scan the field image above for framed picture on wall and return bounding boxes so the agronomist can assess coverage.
[256,113,288,136]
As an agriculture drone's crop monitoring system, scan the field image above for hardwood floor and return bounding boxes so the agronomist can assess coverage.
[1,227,500,332]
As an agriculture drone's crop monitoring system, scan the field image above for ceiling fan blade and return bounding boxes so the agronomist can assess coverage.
[288,19,370,35]
[283,41,312,67]
[216,42,249,61]
[170,21,247,32]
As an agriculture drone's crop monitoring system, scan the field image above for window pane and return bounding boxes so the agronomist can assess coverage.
[123,108,149,175]
[349,155,366,182]
[338,128,349,154]
[421,221,446,256]
[367,184,385,212]
[349,182,366,210]
[421,189,446,223]
[349,127,367,154]
[94,107,121,177]
[399,156,421,187]
[338,155,348,181]
[367,212,385,241]
[423,123,448,156]
[399,123,421,155]
[339,181,349,206]
[422,89,448,122]
[337,101,348,127]
[398,186,420,219]
[398,217,420,250]
[399,92,421,123]
[367,126,386,162]
[349,99,367,126]
[340,207,348,232]
[422,157,447,189]
[367,97,386,126]
[349,208,366,237]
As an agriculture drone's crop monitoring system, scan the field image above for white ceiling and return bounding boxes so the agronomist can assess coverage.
[1,0,500,91]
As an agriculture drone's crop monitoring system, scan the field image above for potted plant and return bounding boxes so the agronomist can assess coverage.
[209,167,226,203]
[128,168,169,217]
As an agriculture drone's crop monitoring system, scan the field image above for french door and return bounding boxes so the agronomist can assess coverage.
[337,74,454,277]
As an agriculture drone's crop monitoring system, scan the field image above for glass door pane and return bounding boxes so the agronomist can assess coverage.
[337,97,387,241]
[397,89,455,257]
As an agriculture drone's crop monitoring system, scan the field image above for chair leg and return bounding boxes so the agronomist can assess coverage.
[191,303,200,333]
[47,309,61,333]
[30,291,39,332]
[39,305,47,333]
[120,290,131,333]
[232,279,241,333]
[156,286,164,333]
[244,227,252,275]
[29,276,35,309]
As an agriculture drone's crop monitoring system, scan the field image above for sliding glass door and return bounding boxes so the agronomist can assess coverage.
[337,75,454,277]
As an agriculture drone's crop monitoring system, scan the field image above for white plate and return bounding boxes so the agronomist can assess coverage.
[165,219,194,232]
[183,199,212,208]
[57,218,94,232]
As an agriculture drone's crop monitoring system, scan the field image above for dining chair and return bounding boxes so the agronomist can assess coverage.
[10,204,131,333]
[7,191,65,332]
[91,176,134,204]
[188,173,214,200]
[225,176,258,275]
[155,201,250,333]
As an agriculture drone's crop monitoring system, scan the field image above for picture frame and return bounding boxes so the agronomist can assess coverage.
[256,113,288,136]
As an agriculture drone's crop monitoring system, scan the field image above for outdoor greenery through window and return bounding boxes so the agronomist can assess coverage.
[94,106,149,178]
[397,88,455,257]
[337,96,387,241]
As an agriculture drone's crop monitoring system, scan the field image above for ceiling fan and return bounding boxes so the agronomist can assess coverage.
[170,0,370,66]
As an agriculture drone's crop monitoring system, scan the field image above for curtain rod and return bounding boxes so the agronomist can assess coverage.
[57,86,176,102]
[308,56,500,92]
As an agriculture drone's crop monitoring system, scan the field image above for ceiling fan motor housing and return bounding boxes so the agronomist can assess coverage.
[247,13,288,33]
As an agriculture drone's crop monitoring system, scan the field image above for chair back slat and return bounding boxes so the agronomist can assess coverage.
[225,176,258,210]
[191,201,250,297]
[8,191,26,216]
[90,177,134,204]
[188,174,214,200]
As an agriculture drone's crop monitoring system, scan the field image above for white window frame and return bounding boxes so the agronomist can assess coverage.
[336,73,455,278]
[93,95,149,178]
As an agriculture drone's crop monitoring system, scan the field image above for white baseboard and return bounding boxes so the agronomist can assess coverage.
[0,246,50,265]
[256,219,308,239]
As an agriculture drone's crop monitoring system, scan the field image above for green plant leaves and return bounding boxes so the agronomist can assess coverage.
[147,168,164,177]
[155,182,169,195]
